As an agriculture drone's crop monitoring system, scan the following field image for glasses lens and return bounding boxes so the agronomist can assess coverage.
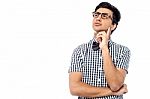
[101,13,109,19]
[93,12,98,17]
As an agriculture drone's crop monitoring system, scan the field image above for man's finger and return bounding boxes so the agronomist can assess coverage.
[107,27,111,36]
[97,31,106,36]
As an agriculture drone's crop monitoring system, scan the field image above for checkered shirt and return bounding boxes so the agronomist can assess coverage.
[69,38,131,99]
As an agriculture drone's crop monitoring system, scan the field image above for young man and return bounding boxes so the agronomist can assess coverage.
[68,2,130,99]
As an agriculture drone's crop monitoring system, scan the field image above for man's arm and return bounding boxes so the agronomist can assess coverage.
[69,72,127,98]
[96,28,129,92]
[102,46,126,91]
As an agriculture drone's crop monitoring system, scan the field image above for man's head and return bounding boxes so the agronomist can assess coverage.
[92,2,121,34]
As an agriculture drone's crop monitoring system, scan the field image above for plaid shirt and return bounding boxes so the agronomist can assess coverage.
[69,38,131,99]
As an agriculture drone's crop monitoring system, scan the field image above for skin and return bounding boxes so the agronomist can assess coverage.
[93,8,127,91]
[69,8,128,98]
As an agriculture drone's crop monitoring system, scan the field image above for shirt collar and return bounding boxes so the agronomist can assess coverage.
[91,38,113,48]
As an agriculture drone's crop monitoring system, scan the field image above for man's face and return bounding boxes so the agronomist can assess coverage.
[92,8,113,33]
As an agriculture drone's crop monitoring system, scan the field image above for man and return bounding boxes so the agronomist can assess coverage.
[68,2,130,99]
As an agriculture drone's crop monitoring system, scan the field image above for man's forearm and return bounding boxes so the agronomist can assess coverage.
[102,46,125,91]
[70,81,114,98]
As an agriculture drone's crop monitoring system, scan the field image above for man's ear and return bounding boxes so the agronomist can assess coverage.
[110,24,117,31]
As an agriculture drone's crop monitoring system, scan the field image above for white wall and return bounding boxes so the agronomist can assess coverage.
[0,0,150,99]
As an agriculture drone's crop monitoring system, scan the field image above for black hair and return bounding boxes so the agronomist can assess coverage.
[94,2,121,25]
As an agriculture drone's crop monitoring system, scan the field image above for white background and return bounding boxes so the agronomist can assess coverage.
[0,0,150,99]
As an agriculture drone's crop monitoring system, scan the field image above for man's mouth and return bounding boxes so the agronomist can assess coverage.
[94,23,102,26]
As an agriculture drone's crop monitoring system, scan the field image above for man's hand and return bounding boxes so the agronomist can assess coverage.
[95,27,111,49]
[113,84,128,96]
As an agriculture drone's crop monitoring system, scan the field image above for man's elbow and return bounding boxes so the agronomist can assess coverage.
[69,86,79,96]
[109,84,123,92]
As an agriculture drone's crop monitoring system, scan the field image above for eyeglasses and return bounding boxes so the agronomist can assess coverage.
[92,12,112,20]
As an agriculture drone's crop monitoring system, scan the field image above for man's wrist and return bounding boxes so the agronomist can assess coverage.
[101,44,109,51]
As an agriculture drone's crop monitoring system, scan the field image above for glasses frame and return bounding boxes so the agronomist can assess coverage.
[92,12,113,20]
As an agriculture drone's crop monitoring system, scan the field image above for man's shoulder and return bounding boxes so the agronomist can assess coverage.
[73,40,92,53]
[112,41,130,53]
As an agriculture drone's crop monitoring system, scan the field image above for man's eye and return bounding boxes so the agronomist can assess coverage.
[95,14,99,17]
[102,14,108,17]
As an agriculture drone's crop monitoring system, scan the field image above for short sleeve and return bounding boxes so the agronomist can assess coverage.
[116,47,131,73]
[68,46,84,73]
